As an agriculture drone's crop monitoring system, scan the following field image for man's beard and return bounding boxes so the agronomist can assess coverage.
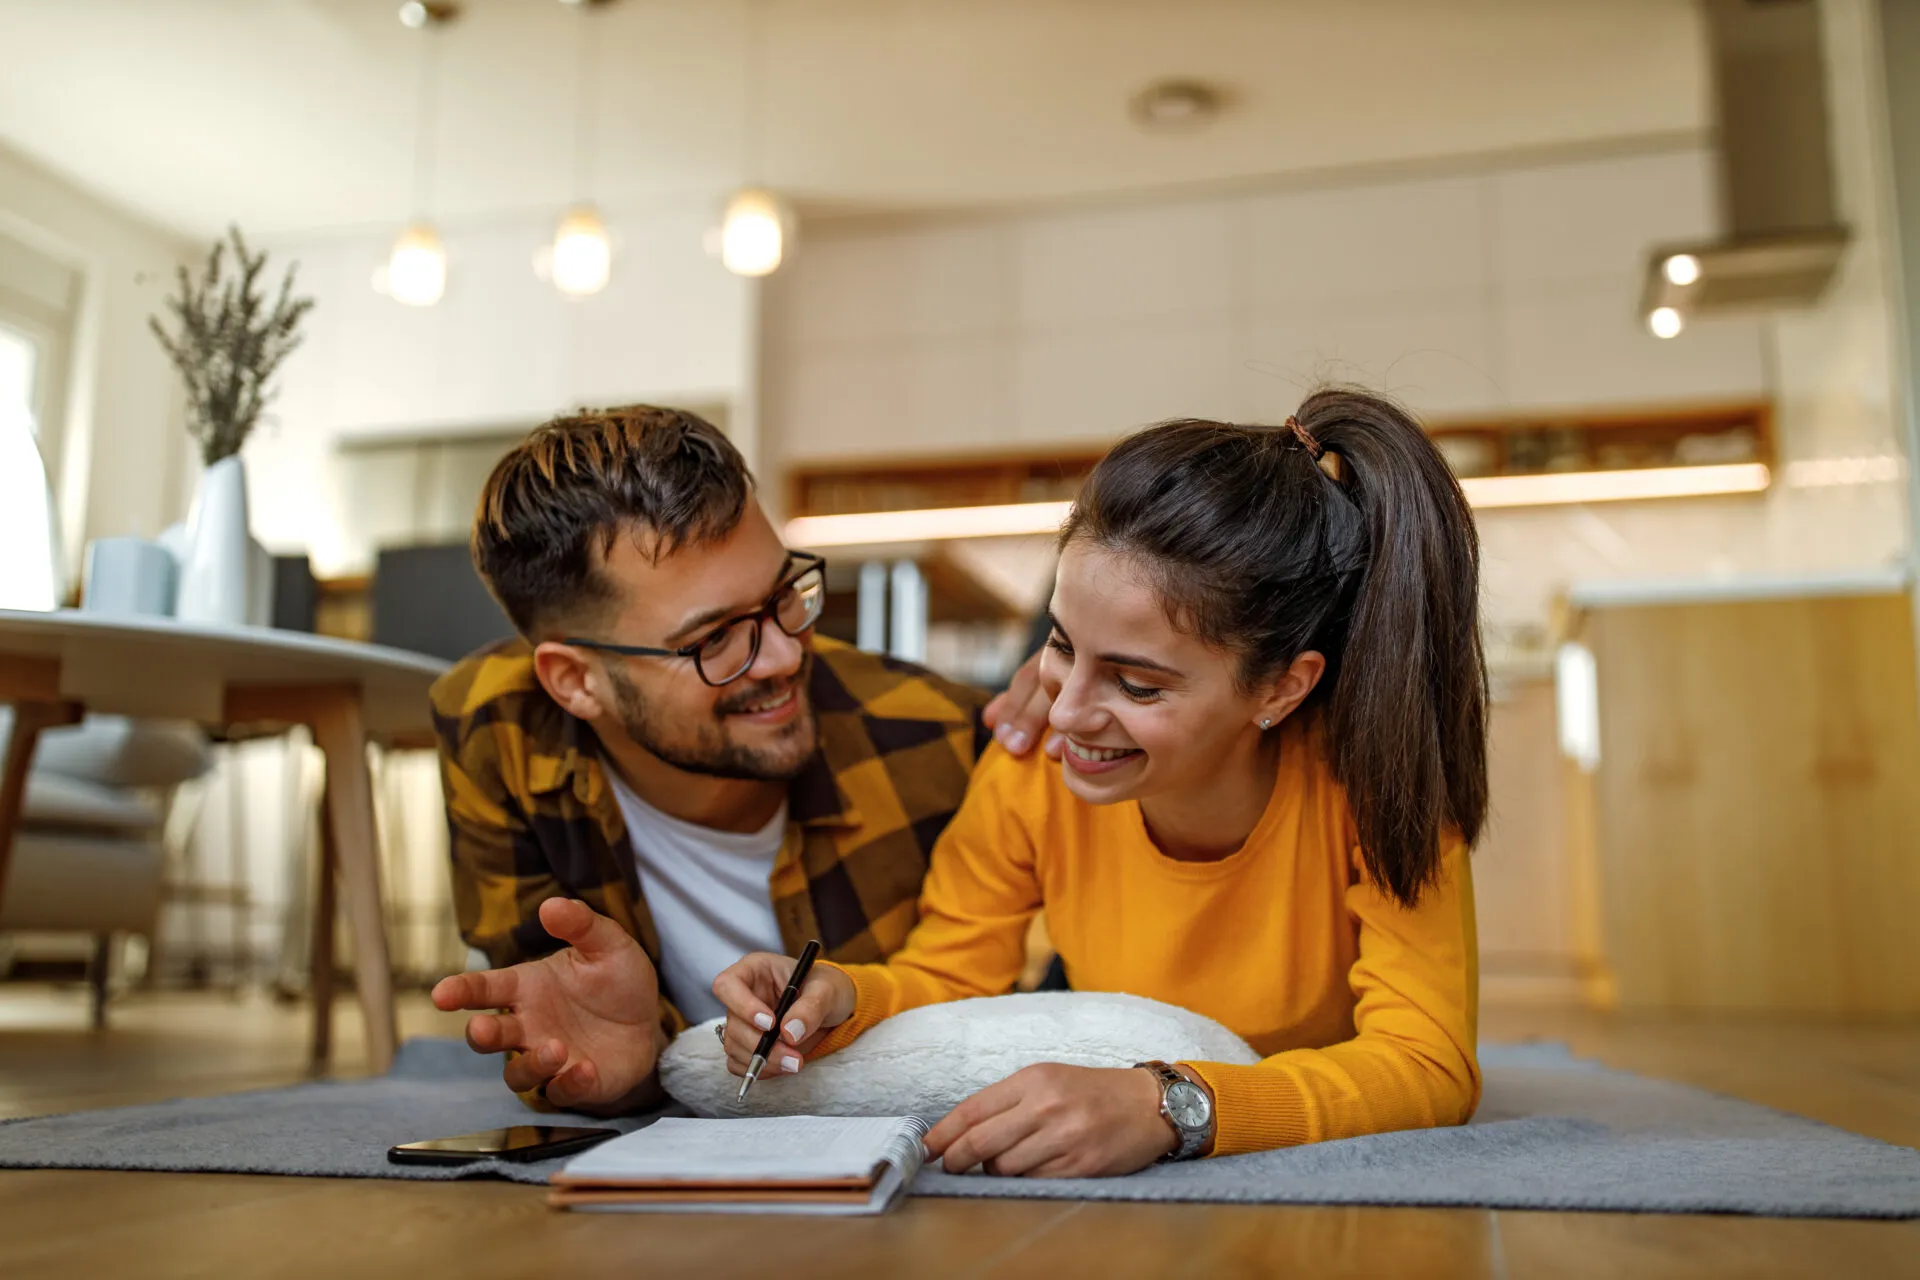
[605,652,818,782]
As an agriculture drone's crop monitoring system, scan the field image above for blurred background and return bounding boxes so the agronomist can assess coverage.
[0,0,1916,1033]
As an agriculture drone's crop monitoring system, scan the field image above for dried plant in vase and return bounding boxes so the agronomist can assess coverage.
[149,227,314,625]
[149,225,314,465]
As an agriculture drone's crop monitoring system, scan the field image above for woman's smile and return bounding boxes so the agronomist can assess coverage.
[1061,737,1144,774]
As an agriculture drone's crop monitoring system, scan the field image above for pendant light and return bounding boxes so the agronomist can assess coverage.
[721,188,791,277]
[544,0,614,297]
[551,208,612,296]
[377,2,457,306]
[720,0,793,277]
[386,224,447,307]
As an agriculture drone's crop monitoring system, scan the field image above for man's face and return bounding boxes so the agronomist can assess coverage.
[584,500,818,782]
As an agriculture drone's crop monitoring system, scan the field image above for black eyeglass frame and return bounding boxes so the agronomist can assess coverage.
[560,551,827,687]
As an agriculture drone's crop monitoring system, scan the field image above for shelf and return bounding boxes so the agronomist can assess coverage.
[785,402,1774,521]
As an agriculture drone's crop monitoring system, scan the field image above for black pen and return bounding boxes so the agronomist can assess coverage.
[738,939,822,1101]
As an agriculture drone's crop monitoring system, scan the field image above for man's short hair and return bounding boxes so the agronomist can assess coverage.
[472,406,753,637]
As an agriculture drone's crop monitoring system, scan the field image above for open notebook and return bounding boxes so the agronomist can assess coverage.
[549,1115,931,1215]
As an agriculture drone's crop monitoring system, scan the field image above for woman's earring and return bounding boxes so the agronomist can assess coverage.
[1259,718,1273,729]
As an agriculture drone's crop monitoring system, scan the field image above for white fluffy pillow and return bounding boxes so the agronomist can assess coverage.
[659,991,1260,1121]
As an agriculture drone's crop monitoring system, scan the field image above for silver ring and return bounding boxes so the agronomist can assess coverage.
[714,1022,726,1042]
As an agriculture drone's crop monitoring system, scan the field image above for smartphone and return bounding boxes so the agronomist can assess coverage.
[387,1125,619,1166]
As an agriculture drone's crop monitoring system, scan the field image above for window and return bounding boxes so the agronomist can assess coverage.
[0,323,57,609]
[0,322,32,408]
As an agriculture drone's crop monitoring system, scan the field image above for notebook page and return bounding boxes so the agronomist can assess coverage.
[561,1116,927,1183]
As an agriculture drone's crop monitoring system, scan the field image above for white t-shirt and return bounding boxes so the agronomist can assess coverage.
[606,770,787,1025]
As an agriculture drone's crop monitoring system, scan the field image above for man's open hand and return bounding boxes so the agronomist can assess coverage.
[430,898,665,1114]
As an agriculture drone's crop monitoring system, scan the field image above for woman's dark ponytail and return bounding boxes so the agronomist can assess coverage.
[1064,386,1488,907]
[1298,389,1488,904]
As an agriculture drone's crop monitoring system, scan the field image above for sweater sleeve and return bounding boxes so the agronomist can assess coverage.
[813,745,1043,1055]
[1182,834,1481,1156]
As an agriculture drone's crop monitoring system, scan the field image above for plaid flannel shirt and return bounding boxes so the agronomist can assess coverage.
[430,634,992,1035]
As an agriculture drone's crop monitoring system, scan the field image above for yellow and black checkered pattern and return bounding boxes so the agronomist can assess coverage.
[430,634,991,1033]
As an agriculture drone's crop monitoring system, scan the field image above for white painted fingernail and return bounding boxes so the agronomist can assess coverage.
[784,1019,806,1042]
[780,1055,801,1074]
[753,1012,773,1031]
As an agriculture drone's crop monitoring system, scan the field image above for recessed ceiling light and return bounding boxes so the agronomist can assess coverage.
[1129,79,1225,131]
[1662,253,1702,286]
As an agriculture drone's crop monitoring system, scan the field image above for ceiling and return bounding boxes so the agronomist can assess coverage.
[0,0,1706,241]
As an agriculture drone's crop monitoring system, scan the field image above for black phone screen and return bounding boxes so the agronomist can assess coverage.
[388,1125,618,1165]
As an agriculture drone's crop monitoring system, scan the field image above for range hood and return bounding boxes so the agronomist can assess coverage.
[1642,0,1850,334]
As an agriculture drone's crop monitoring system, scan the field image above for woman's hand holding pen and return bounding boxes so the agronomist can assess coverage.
[711,952,857,1077]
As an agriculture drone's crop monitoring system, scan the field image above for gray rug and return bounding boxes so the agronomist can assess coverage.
[1,1038,1915,1218]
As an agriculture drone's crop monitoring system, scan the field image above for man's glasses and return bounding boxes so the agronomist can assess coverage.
[561,552,827,688]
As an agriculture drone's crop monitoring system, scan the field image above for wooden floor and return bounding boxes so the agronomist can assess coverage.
[0,986,1916,1279]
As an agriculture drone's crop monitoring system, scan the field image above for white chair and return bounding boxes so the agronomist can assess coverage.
[0,710,212,1025]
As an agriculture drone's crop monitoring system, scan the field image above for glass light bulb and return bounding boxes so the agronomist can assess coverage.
[721,188,789,277]
[551,208,612,296]
[386,224,446,306]
[1647,306,1684,340]
[1662,253,1702,287]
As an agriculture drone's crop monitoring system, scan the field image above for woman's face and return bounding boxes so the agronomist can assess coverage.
[1040,541,1279,807]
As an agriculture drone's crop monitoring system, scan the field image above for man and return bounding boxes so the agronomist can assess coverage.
[428,406,1049,1113]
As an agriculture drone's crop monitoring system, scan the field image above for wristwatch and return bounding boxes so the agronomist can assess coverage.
[1136,1060,1214,1161]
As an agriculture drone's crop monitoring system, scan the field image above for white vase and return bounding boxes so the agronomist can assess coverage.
[161,522,272,625]
[173,455,255,627]
[246,535,273,626]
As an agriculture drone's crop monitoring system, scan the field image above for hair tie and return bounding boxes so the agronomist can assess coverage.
[1286,416,1324,461]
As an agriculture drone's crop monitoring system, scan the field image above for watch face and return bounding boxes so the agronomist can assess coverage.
[1165,1080,1210,1130]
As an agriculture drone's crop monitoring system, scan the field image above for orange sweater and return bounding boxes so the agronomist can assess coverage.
[815,716,1480,1157]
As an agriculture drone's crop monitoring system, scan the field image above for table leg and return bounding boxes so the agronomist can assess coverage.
[310,779,338,1068]
[308,694,398,1074]
[89,932,112,1030]
[0,698,83,915]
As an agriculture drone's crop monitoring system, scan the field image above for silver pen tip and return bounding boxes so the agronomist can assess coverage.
[738,1055,766,1101]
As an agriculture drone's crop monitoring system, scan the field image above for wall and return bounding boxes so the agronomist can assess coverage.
[252,207,754,575]
[1483,0,1908,631]
[0,143,192,575]
[1477,0,1908,627]
[762,123,1908,633]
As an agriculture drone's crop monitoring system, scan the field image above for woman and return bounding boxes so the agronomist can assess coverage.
[715,387,1488,1177]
